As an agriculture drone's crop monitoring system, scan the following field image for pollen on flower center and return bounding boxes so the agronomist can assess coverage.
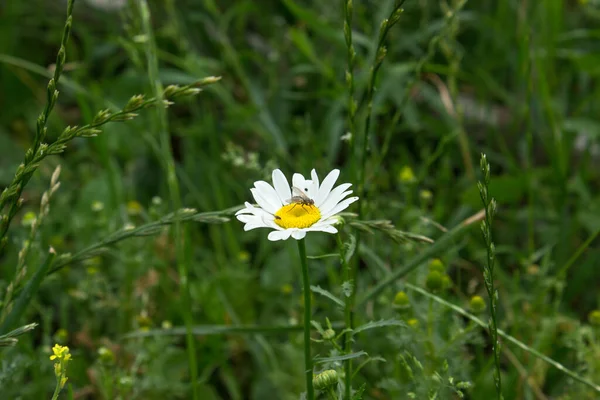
[274,203,321,229]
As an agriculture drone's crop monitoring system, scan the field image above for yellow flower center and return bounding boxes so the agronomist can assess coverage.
[274,203,321,229]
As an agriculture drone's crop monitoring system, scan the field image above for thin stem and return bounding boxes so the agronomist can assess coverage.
[350,6,404,397]
[50,382,62,400]
[343,0,356,155]
[357,1,405,216]
[478,154,502,399]
[0,0,75,249]
[336,234,352,399]
[552,227,600,311]
[138,1,198,399]
[297,239,315,400]
[328,386,338,400]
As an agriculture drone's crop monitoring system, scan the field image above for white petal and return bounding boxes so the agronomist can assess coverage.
[316,182,352,210]
[292,174,313,197]
[307,224,338,234]
[322,196,359,219]
[292,173,306,191]
[272,169,291,204]
[244,223,265,231]
[309,169,320,198]
[254,181,283,208]
[251,188,278,214]
[236,214,254,223]
[242,203,277,221]
[291,230,306,240]
[235,202,255,216]
[261,215,282,230]
[315,169,340,206]
[268,230,292,241]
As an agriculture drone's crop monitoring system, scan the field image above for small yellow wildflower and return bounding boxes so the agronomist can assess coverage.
[126,200,143,215]
[136,313,152,331]
[589,310,600,327]
[469,295,486,314]
[398,166,416,183]
[281,283,293,294]
[98,346,116,365]
[407,318,419,328]
[91,201,105,212]
[50,344,71,362]
[419,189,432,201]
[50,344,72,394]
[237,251,250,262]
[22,211,37,227]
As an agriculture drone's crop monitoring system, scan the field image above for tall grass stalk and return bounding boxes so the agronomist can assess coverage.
[343,0,357,155]
[0,248,56,334]
[336,233,353,398]
[49,208,230,274]
[372,0,467,182]
[341,1,357,397]
[0,166,61,324]
[0,0,74,250]
[297,239,315,400]
[477,154,502,399]
[439,0,473,180]
[346,4,404,397]
[518,5,535,255]
[357,1,405,209]
[0,80,210,260]
[137,1,200,399]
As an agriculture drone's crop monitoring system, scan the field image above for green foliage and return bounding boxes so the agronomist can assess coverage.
[1,0,600,399]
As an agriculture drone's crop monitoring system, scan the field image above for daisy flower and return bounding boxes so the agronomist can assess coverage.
[236,169,358,241]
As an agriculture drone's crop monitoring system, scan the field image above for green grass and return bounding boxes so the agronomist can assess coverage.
[1,0,600,399]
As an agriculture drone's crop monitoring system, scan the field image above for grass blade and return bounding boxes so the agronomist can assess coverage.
[0,248,56,334]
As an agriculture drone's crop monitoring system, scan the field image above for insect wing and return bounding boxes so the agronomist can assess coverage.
[291,186,311,201]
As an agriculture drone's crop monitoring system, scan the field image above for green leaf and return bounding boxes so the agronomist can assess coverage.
[123,324,303,339]
[352,319,406,336]
[310,285,344,307]
[0,322,37,346]
[314,351,368,364]
[352,356,387,380]
[351,384,367,400]
[310,320,325,335]
[344,234,357,264]
[307,253,339,260]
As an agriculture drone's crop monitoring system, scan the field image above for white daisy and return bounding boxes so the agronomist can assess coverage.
[236,169,359,241]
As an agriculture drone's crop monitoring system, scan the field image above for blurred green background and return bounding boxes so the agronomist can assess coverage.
[1,0,600,399]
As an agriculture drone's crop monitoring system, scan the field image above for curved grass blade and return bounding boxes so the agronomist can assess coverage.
[315,351,368,364]
[0,249,56,334]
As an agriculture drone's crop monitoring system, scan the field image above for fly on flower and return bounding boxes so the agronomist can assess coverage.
[286,186,315,211]
[236,169,358,241]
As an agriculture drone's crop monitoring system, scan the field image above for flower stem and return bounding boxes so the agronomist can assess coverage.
[297,239,315,400]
